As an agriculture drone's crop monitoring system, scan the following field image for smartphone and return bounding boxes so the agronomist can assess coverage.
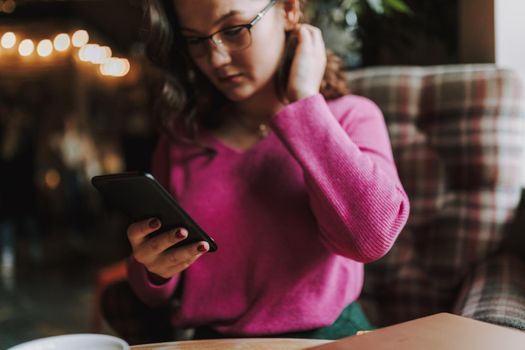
[91,172,217,252]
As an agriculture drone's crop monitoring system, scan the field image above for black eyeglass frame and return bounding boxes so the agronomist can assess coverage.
[183,0,278,57]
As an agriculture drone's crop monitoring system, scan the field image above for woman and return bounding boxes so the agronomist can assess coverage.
[121,0,409,342]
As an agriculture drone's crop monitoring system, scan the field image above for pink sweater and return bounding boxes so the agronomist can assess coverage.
[128,93,409,335]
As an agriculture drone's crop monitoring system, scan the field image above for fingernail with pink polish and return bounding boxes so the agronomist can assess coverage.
[197,243,208,253]
[176,229,187,239]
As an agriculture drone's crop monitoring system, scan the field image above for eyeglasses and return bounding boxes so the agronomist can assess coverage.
[183,0,277,58]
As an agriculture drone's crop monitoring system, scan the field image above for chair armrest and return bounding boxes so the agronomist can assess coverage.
[453,252,525,330]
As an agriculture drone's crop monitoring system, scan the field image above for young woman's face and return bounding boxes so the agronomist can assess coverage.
[174,0,290,102]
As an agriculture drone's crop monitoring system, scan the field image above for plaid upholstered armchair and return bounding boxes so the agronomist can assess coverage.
[99,65,524,344]
[348,65,525,330]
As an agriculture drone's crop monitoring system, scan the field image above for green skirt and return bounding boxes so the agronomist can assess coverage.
[193,302,374,340]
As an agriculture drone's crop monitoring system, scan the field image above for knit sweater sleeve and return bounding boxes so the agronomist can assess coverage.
[271,93,410,262]
[127,136,181,307]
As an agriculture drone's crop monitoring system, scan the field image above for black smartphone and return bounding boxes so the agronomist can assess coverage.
[91,172,217,252]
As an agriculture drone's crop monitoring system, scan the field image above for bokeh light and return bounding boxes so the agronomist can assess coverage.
[37,39,53,57]
[44,169,61,190]
[97,46,112,63]
[72,29,89,47]
[18,39,35,56]
[1,32,17,49]
[78,43,99,62]
[53,33,70,52]
[2,0,16,14]
[100,58,130,77]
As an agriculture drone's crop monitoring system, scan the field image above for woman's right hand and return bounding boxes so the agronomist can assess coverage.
[286,24,327,103]
[127,217,209,280]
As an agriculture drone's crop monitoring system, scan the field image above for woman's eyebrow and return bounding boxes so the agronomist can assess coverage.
[180,10,244,34]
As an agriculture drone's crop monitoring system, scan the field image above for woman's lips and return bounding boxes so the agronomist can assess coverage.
[218,73,243,83]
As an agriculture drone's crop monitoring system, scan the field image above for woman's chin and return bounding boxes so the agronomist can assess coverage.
[221,87,255,102]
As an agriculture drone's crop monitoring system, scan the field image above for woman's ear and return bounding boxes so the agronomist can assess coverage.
[282,0,301,31]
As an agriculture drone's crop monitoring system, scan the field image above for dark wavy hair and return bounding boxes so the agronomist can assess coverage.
[144,0,350,145]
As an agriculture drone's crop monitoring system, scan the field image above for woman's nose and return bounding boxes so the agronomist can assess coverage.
[207,41,232,67]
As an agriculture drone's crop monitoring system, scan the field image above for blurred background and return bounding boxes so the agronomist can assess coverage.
[0,0,524,347]
[1,1,157,346]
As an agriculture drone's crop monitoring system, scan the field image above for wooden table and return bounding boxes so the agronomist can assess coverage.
[130,338,332,350]
[130,313,525,350]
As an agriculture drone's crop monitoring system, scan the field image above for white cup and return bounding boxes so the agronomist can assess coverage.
[7,333,129,350]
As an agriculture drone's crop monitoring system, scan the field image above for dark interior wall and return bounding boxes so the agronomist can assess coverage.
[359,0,459,66]
[72,0,143,52]
[0,0,142,51]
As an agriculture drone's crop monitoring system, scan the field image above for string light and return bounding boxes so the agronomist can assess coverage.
[94,46,112,63]
[78,43,99,62]
[81,44,112,64]
[37,39,53,57]
[18,39,34,56]
[0,28,131,79]
[72,29,89,47]
[99,58,130,77]
[53,33,70,52]
[1,32,16,49]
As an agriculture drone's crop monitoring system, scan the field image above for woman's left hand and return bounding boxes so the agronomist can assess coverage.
[286,24,327,103]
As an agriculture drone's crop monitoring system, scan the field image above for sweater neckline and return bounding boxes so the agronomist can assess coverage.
[204,130,274,155]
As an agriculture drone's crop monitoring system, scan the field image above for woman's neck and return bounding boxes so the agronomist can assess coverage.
[232,80,285,129]
[212,79,287,149]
